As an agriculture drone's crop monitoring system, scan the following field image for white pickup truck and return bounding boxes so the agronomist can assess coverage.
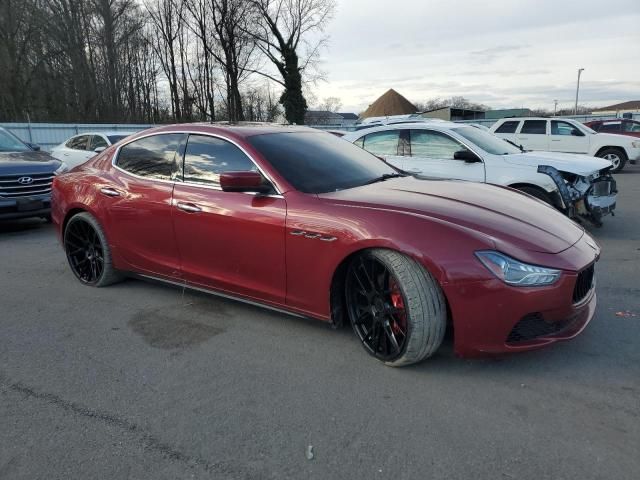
[490,117,640,172]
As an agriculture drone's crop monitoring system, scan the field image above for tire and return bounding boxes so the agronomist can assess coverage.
[515,186,553,206]
[64,212,122,287]
[596,148,627,173]
[345,249,446,367]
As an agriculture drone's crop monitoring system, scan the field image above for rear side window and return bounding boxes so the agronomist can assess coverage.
[66,135,90,150]
[599,122,622,133]
[623,121,640,133]
[183,135,256,187]
[520,120,547,134]
[362,130,400,156]
[116,133,184,180]
[495,121,520,134]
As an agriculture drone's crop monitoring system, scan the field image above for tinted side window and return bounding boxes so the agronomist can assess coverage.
[117,133,184,180]
[66,135,90,150]
[353,137,364,148]
[409,130,466,159]
[623,121,640,133]
[90,135,108,150]
[183,135,256,186]
[599,122,622,133]
[362,130,400,156]
[520,120,547,134]
[551,121,582,136]
[495,121,519,134]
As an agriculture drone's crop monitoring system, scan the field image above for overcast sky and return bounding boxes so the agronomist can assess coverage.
[312,0,640,113]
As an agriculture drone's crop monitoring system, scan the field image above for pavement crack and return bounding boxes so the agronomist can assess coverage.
[1,377,236,477]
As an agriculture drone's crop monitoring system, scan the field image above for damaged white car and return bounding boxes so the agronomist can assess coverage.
[343,121,617,226]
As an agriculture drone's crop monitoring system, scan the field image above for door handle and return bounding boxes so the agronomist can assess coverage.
[176,202,202,213]
[100,187,121,197]
[551,139,561,142]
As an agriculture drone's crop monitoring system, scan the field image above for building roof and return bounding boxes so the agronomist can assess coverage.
[592,100,640,112]
[361,89,417,119]
[338,112,359,120]
[305,110,343,118]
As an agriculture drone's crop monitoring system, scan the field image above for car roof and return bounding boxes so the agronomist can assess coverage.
[70,131,137,136]
[496,117,579,122]
[137,123,319,139]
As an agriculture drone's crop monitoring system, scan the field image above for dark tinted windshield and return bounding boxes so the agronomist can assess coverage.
[0,129,30,152]
[248,132,396,193]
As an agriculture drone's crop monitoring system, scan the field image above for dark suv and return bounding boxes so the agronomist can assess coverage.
[0,127,67,221]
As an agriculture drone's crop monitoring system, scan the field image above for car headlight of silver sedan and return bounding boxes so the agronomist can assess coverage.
[54,162,69,175]
[475,251,561,286]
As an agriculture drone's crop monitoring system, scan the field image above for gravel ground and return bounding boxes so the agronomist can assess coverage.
[1,165,639,480]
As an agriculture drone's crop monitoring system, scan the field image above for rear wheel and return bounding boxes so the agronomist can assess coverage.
[64,212,122,287]
[597,148,627,173]
[345,249,446,367]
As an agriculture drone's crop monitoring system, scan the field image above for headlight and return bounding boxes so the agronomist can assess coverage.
[54,162,69,175]
[475,251,561,286]
[632,141,640,148]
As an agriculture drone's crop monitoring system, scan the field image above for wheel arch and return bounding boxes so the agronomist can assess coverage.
[595,145,627,159]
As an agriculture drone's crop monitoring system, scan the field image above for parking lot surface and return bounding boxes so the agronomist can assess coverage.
[1,167,639,480]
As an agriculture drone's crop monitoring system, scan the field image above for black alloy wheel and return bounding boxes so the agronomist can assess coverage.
[64,217,105,285]
[346,255,409,362]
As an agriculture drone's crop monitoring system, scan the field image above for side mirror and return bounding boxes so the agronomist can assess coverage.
[220,171,272,194]
[27,143,41,151]
[94,146,107,153]
[454,150,481,163]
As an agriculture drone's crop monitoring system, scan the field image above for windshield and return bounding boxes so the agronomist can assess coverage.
[248,131,397,193]
[454,126,521,155]
[0,129,31,152]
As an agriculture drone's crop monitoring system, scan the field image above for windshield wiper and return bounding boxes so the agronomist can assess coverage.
[363,173,407,185]
[504,139,525,152]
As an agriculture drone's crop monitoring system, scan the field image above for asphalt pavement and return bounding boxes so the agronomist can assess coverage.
[1,166,639,480]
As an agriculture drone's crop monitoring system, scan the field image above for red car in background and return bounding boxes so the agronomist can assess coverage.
[51,124,599,366]
[585,119,640,138]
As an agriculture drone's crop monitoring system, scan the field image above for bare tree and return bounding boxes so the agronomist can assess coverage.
[317,96,341,112]
[248,0,335,124]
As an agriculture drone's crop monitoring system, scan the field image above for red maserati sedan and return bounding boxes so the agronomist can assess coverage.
[51,124,599,366]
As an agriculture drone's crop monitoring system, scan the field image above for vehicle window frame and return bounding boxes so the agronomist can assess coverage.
[112,131,281,195]
[550,120,585,137]
[362,129,402,156]
[89,134,109,150]
[180,133,272,192]
[519,120,548,135]
[407,128,476,161]
[66,135,91,150]
[495,120,520,134]
[113,132,186,182]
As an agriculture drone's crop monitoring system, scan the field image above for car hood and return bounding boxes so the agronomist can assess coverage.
[321,176,584,254]
[503,151,612,175]
[0,150,61,173]
[593,132,636,145]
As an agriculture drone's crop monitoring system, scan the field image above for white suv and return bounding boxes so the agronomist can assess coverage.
[490,117,640,172]
[343,122,617,226]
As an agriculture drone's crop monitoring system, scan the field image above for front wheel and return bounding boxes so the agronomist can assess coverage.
[64,212,122,287]
[597,148,627,173]
[345,249,446,367]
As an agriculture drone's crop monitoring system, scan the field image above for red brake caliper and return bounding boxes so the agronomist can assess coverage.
[389,278,407,335]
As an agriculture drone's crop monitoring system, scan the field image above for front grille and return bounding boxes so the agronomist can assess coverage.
[0,173,54,198]
[507,312,579,344]
[573,264,595,304]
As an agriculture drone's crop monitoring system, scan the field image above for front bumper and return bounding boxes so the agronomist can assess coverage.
[0,194,51,220]
[444,235,598,357]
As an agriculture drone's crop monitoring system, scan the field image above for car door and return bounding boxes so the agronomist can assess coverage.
[402,129,485,182]
[171,133,287,304]
[549,120,590,153]
[358,130,403,169]
[103,132,186,278]
[515,120,549,151]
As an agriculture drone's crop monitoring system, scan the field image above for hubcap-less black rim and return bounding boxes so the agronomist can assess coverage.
[65,220,104,284]
[346,256,408,361]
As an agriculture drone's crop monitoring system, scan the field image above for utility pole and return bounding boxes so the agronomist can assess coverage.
[554,100,558,115]
[574,68,584,115]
